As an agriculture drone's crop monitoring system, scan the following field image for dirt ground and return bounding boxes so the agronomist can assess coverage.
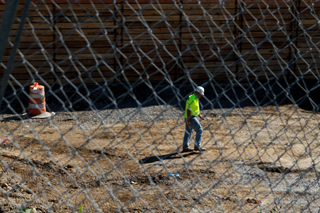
[0,104,320,212]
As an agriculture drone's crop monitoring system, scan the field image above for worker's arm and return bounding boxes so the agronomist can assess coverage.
[186,110,191,126]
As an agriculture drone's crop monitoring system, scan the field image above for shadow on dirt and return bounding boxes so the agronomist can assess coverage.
[139,151,197,164]
[1,78,320,114]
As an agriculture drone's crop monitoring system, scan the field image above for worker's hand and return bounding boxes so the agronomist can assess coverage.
[199,114,204,120]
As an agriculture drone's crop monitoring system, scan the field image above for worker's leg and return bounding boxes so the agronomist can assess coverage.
[182,118,193,150]
[191,117,203,149]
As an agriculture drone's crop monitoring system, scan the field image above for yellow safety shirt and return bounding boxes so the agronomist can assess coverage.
[184,94,200,118]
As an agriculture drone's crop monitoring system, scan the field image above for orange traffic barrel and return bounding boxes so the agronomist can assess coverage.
[28,82,46,115]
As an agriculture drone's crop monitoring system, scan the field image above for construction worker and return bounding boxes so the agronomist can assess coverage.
[182,86,207,152]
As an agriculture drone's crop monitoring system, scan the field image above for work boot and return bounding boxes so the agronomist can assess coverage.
[182,148,194,152]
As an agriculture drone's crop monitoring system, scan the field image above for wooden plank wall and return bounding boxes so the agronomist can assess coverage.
[295,0,320,80]
[0,0,320,86]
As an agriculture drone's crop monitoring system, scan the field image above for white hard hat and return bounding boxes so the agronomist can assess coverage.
[195,86,204,96]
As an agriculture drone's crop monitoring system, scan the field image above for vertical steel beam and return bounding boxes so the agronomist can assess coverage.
[0,0,32,112]
[0,0,20,66]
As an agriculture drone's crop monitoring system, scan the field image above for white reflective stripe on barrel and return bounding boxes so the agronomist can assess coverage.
[28,103,45,109]
[30,93,45,98]
[29,88,45,94]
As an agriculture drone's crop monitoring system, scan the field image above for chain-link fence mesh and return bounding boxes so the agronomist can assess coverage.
[1,0,320,212]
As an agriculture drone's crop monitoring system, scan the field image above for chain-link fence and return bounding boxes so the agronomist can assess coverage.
[1,0,320,212]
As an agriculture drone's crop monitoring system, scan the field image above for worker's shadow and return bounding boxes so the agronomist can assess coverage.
[139,151,197,164]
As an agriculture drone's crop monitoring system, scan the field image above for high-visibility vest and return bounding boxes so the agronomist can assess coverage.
[184,94,200,118]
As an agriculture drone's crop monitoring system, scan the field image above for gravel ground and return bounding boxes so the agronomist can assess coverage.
[1,89,320,212]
